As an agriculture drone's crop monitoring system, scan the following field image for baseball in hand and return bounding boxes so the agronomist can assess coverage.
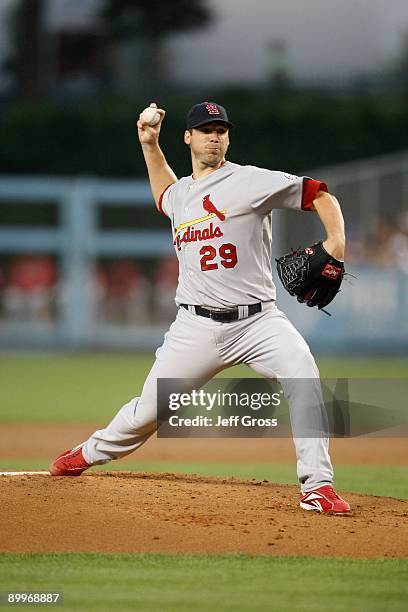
[140,107,161,126]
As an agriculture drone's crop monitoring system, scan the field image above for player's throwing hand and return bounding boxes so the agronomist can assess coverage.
[137,102,165,146]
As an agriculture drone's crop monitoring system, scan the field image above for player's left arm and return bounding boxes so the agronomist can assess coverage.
[312,191,345,261]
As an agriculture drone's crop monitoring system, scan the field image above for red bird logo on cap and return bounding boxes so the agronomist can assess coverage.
[205,103,220,115]
[202,194,225,221]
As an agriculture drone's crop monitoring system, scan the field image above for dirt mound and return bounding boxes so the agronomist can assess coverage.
[2,471,407,558]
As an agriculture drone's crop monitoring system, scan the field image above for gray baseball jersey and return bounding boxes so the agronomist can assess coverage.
[158,162,327,308]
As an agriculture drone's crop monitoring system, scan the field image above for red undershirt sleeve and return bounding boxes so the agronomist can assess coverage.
[157,184,172,217]
[301,178,329,211]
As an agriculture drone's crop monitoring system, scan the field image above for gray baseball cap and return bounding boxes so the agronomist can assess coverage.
[186,102,235,130]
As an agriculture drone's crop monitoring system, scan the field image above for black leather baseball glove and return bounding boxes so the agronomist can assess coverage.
[276,242,344,313]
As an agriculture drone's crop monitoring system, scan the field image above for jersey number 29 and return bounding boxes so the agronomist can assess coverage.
[200,243,238,271]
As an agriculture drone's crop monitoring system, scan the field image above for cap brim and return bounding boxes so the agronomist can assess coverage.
[188,119,235,129]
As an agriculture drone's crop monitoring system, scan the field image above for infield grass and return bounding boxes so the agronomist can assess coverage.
[0,353,407,422]
[0,553,407,612]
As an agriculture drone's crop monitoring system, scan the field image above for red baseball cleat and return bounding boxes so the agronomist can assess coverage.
[49,447,90,476]
[300,485,351,515]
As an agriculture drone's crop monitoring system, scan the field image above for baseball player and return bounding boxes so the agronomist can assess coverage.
[50,101,350,515]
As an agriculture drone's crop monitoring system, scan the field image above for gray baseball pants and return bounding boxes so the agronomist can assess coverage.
[82,302,333,492]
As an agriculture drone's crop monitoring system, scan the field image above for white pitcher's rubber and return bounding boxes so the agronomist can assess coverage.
[0,471,50,476]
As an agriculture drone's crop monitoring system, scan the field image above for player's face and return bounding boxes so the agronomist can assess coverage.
[184,123,230,168]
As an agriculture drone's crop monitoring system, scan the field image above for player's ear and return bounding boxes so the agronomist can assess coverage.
[184,130,192,145]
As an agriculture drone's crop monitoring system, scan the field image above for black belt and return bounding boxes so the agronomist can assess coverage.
[181,303,262,322]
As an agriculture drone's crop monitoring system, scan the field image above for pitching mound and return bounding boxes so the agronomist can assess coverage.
[2,471,407,558]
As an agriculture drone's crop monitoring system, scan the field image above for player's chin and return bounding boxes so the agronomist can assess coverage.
[204,153,223,166]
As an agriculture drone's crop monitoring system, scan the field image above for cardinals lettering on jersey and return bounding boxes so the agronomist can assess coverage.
[174,222,223,250]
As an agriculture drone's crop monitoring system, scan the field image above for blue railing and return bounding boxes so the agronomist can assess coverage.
[0,176,173,348]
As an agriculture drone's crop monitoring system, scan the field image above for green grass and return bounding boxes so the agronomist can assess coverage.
[0,352,153,423]
[0,353,407,422]
[1,459,407,499]
[316,358,408,378]
[0,553,407,612]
